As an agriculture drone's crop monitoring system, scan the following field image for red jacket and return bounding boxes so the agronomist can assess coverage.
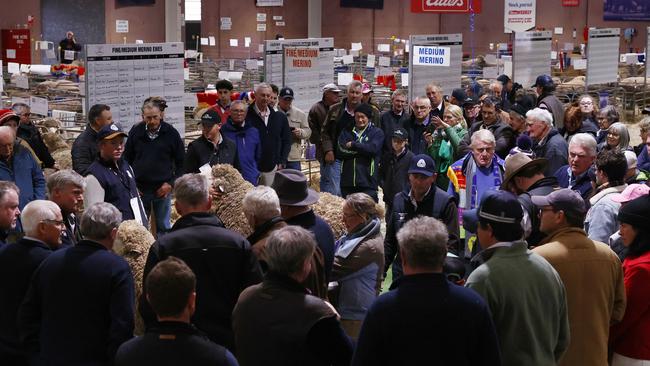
[610,250,650,360]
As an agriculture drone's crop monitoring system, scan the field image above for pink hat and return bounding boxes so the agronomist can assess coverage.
[611,184,650,203]
[361,82,372,94]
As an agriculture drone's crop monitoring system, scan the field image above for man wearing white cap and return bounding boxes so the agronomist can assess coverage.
[309,84,341,191]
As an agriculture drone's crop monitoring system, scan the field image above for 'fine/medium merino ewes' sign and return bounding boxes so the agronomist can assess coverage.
[413,46,451,66]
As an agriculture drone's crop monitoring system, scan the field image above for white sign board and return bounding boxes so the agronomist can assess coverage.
[85,42,185,135]
[586,28,620,86]
[264,38,334,109]
[504,0,536,33]
[30,96,49,116]
[513,31,552,89]
[220,17,232,30]
[116,20,129,33]
[408,34,462,103]
[412,46,451,66]
[283,47,322,111]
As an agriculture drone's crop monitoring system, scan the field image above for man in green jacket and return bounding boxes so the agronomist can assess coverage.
[464,190,570,366]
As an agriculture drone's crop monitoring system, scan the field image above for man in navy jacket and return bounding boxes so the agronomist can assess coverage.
[245,83,291,186]
[0,200,63,365]
[353,216,501,366]
[19,202,135,366]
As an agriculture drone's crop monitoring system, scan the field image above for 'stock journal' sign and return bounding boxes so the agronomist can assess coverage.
[408,34,462,102]
[85,42,185,136]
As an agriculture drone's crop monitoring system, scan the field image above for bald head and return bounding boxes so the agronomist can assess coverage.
[0,126,15,160]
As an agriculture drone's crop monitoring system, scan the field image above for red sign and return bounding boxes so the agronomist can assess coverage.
[562,0,579,6]
[410,0,482,13]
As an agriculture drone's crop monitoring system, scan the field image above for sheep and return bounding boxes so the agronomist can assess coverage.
[208,164,348,239]
[114,220,155,336]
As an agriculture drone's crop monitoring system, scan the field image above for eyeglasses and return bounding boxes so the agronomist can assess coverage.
[41,219,65,228]
[413,105,429,110]
[538,207,556,216]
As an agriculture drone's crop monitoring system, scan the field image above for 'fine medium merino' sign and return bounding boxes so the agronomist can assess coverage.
[413,46,451,66]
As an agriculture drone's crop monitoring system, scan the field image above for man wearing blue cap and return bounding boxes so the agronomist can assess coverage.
[533,74,564,129]
[84,124,148,228]
[464,190,569,366]
[384,154,459,283]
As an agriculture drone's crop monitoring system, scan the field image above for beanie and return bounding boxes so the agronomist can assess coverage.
[354,103,374,120]
[618,195,650,228]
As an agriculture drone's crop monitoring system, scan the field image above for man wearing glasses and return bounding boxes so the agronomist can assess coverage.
[11,103,55,169]
[84,124,148,228]
[402,96,432,155]
[221,100,262,185]
[0,200,63,365]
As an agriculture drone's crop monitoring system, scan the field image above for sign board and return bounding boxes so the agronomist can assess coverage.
[504,0,536,33]
[586,28,620,86]
[412,46,451,66]
[85,42,185,135]
[562,0,579,6]
[116,20,129,33]
[408,34,462,103]
[283,47,321,111]
[264,38,334,110]
[410,0,482,13]
[513,31,552,89]
[220,17,232,30]
[30,96,48,116]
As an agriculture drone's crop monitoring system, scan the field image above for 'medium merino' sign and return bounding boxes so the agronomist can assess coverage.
[413,46,451,66]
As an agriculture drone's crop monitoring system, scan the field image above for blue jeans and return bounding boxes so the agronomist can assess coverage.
[141,187,172,237]
[319,159,341,196]
[285,161,301,171]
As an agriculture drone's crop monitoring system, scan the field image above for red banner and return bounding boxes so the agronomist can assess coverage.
[410,0,482,13]
[562,0,579,6]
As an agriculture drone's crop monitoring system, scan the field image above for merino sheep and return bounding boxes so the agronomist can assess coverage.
[114,220,156,336]
[208,164,348,239]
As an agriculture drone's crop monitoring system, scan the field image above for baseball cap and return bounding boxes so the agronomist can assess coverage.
[462,95,480,107]
[407,154,436,177]
[279,87,294,99]
[362,82,372,94]
[0,109,20,125]
[462,190,524,233]
[531,74,554,88]
[199,109,221,127]
[452,88,467,102]
[531,188,587,214]
[322,83,341,93]
[392,127,408,140]
[97,123,127,141]
[611,184,650,203]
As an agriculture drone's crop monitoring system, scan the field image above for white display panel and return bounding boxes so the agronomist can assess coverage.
[586,28,620,86]
[85,42,185,136]
[264,38,334,111]
[408,34,462,102]
[513,31,552,88]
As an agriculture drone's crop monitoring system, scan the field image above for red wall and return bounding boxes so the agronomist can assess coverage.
[0,0,41,63]
[105,0,166,44]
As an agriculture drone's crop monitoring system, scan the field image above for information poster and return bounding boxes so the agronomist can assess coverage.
[586,28,620,86]
[504,0,536,33]
[264,38,334,109]
[85,42,185,135]
[408,34,462,103]
[513,31,552,89]
[283,47,322,111]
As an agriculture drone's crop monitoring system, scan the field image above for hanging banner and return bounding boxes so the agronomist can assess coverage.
[410,0,481,13]
[504,0,536,33]
[562,0,578,6]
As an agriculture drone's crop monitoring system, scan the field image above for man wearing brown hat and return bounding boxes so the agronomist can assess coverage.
[272,169,335,283]
[501,153,559,246]
[531,189,626,366]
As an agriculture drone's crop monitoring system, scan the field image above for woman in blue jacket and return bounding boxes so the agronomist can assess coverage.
[337,104,384,202]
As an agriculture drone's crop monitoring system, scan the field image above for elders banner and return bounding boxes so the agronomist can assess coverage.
[410,0,482,13]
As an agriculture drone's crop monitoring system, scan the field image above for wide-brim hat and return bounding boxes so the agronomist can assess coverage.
[501,153,548,189]
[272,169,320,206]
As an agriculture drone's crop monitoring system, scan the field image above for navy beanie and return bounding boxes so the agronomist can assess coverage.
[354,103,374,119]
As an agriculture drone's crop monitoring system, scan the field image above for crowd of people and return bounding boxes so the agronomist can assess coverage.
[0,72,649,365]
